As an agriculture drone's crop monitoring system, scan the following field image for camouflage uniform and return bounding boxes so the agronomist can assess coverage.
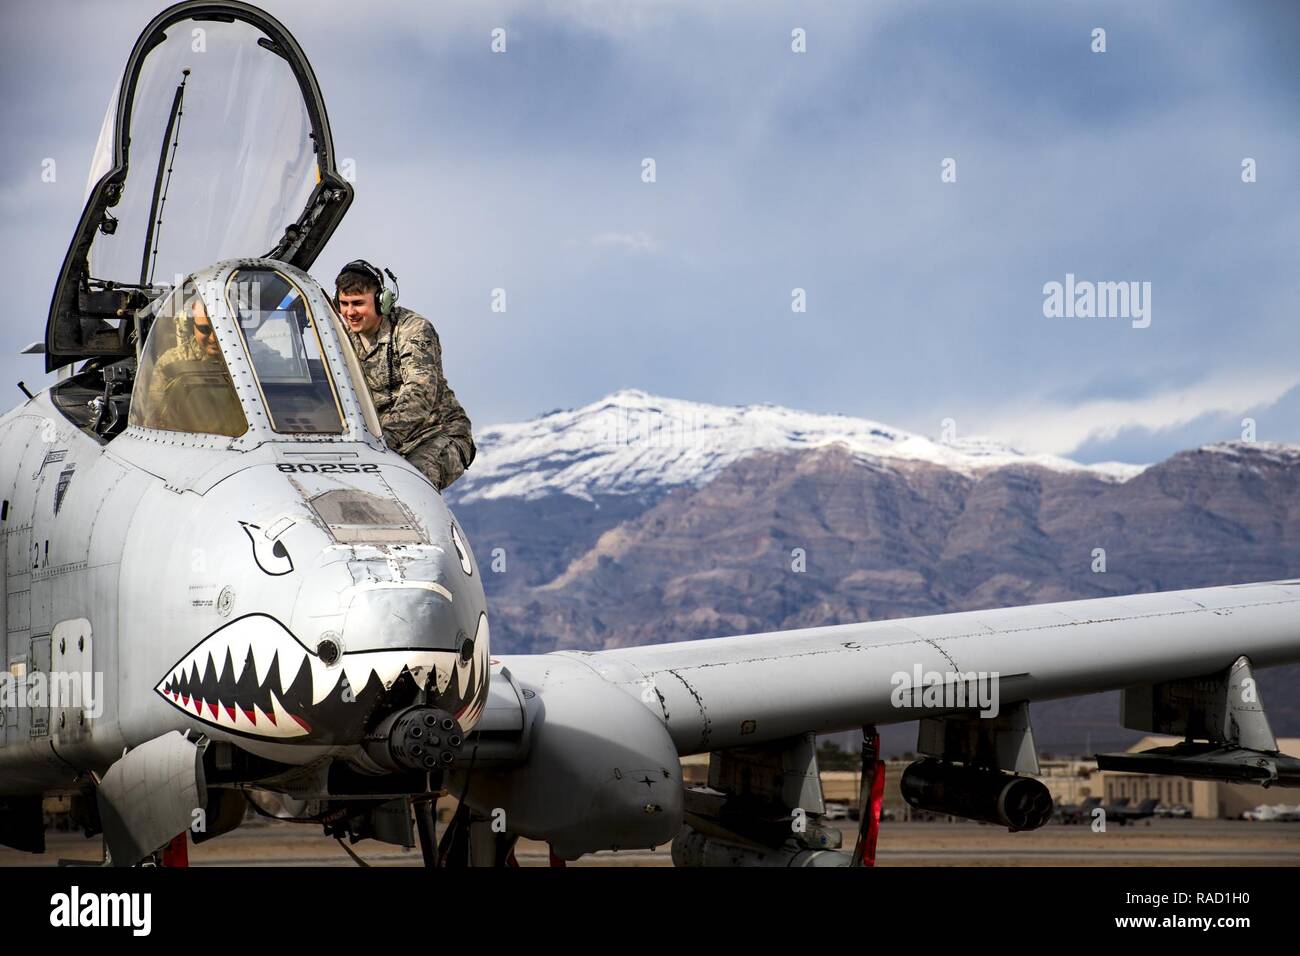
[140,312,246,436]
[344,305,475,490]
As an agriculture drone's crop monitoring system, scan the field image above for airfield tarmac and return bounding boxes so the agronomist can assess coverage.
[4,818,1298,866]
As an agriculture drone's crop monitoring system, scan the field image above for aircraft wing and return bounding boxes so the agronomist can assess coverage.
[584,579,1300,756]
[468,578,1300,860]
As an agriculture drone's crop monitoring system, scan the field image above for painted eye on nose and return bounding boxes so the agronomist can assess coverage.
[450,523,472,576]
[240,521,294,576]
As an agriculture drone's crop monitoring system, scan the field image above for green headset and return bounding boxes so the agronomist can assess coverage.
[336,259,400,316]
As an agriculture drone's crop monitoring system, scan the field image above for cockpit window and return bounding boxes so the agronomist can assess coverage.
[87,20,318,289]
[227,268,344,434]
[128,283,248,438]
[46,5,354,370]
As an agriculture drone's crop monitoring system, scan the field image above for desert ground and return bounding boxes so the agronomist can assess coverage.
[3,817,1297,867]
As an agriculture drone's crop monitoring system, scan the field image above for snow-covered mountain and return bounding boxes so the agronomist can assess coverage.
[444,391,1300,748]
[449,388,1147,503]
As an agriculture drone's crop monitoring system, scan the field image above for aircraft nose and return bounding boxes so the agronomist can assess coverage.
[154,466,490,746]
[338,581,461,653]
[158,580,490,747]
[284,530,491,740]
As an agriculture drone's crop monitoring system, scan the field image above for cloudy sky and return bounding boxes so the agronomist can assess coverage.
[2,0,1298,464]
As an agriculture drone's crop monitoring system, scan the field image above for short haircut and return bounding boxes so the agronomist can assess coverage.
[336,269,380,298]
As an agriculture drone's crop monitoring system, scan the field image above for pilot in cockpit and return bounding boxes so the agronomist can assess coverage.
[137,288,248,437]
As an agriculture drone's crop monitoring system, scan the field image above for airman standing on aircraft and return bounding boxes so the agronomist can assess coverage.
[334,260,475,490]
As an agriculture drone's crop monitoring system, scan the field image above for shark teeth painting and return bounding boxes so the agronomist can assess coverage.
[153,612,489,742]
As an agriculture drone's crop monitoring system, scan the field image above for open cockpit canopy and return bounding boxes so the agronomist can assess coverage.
[46,0,352,372]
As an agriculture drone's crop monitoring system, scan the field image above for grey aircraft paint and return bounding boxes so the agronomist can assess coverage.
[2,0,1297,866]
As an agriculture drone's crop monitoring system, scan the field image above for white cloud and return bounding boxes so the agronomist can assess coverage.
[587,231,662,253]
[981,372,1300,457]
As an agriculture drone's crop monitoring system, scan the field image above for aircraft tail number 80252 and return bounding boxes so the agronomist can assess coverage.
[275,462,381,474]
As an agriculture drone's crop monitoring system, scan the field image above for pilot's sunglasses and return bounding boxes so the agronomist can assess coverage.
[194,322,215,336]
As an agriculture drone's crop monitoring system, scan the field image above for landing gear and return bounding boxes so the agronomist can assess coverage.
[413,786,520,867]
[435,801,470,866]
[413,793,441,867]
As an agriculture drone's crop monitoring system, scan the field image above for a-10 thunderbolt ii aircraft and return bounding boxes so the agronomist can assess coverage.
[2,0,1299,867]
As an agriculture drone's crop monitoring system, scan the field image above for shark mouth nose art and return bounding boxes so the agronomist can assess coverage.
[154,612,489,740]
